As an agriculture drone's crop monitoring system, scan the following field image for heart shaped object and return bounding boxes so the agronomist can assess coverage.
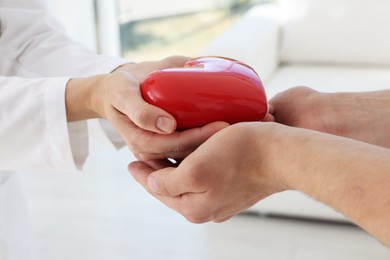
[141,56,268,130]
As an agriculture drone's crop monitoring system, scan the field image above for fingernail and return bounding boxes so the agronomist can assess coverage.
[147,175,158,192]
[156,117,175,133]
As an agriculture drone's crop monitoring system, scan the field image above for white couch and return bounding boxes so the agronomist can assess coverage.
[202,0,390,221]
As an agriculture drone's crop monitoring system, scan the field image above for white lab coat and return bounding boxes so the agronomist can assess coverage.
[0,0,128,259]
[0,0,128,171]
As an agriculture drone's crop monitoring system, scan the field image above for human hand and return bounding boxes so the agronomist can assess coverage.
[128,122,288,223]
[113,55,188,83]
[131,120,390,247]
[66,56,229,160]
[269,86,390,148]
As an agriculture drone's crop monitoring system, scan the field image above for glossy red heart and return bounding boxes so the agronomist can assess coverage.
[141,56,268,130]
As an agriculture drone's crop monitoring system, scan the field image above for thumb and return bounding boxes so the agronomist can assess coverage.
[128,161,176,195]
[148,164,205,197]
[115,72,177,134]
[129,161,184,197]
[128,98,177,134]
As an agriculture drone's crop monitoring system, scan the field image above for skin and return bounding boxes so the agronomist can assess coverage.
[129,122,390,247]
[129,86,390,247]
[270,86,390,148]
[65,56,230,160]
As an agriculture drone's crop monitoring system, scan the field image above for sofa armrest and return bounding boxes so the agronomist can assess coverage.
[202,4,280,82]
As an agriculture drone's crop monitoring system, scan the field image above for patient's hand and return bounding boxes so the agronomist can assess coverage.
[269,86,390,148]
[129,123,287,223]
[129,121,390,246]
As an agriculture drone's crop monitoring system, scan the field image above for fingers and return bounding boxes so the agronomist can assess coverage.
[128,161,174,190]
[128,161,179,198]
[159,55,192,69]
[129,158,206,197]
[129,160,237,224]
[149,165,208,197]
[262,113,275,122]
[128,161,184,213]
[143,159,177,170]
[126,90,177,134]
[109,56,192,135]
[268,104,275,114]
[128,161,155,186]
[113,110,229,161]
[261,104,275,122]
[132,121,230,160]
[268,86,320,127]
[115,56,192,82]
[213,214,236,223]
[129,160,185,197]
[269,86,317,107]
[129,160,214,223]
[108,72,177,134]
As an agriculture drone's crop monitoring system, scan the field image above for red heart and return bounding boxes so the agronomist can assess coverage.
[141,56,268,130]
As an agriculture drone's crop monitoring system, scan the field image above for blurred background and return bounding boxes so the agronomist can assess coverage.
[118,0,268,60]
[46,0,271,60]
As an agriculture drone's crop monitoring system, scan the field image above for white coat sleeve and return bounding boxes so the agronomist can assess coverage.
[0,2,129,170]
[0,76,82,172]
[0,3,129,78]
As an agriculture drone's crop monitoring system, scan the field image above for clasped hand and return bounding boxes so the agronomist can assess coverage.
[129,123,287,223]
[66,56,229,160]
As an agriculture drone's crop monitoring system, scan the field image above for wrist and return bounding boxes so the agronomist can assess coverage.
[65,75,107,121]
[243,122,293,193]
[319,90,390,148]
[250,122,320,192]
[258,123,301,191]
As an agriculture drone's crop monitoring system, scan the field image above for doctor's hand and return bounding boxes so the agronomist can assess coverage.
[129,123,287,223]
[270,86,390,148]
[66,55,229,160]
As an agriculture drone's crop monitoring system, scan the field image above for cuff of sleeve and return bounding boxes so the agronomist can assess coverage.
[45,78,88,171]
[88,119,125,151]
[47,57,130,169]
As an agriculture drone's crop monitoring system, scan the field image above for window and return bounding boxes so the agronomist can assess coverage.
[118,0,271,61]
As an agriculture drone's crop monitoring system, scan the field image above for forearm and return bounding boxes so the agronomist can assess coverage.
[270,87,390,148]
[272,126,390,245]
[334,89,390,147]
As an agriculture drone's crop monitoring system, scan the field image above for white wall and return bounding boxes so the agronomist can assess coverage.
[119,0,235,22]
[95,0,122,56]
[45,0,98,52]
[45,0,121,56]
